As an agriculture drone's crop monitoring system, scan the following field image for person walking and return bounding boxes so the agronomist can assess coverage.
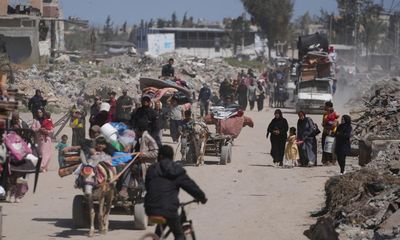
[267,109,289,166]
[116,89,133,124]
[168,97,183,143]
[31,109,53,172]
[285,127,300,167]
[153,100,165,147]
[219,78,233,103]
[237,79,248,110]
[108,91,117,122]
[161,58,175,78]
[247,81,257,111]
[130,95,159,144]
[70,109,86,147]
[321,102,338,165]
[256,81,266,112]
[28,90,47,118]
[198,83,211,117]
[335,115,352,175]
[89,96,102,121]
[297,111,318,167]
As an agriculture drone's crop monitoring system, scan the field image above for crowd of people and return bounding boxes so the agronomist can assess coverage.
[266,102,352,175]
[8,57,351,239]
[213,68,290,115]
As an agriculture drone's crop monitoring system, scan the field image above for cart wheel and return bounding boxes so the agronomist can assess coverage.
[220,145,229,165]
[226,143,232,164]
[72,195,90,228]
[134,203,148,230]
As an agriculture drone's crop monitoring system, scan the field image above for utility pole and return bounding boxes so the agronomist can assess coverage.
[329,14,333,43]
[354,0,361,70]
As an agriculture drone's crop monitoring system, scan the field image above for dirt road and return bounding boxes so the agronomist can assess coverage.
[2,108,339,240]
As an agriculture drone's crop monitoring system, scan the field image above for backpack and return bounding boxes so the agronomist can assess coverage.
[307,117,321,137]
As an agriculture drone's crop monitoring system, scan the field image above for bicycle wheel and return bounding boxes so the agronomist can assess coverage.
[138,232,160,240]
[184,225,196,240]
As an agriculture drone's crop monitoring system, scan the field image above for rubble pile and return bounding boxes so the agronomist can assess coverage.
[368,143,400,174]
[305,169,400,240]
[350,77,400,141]
[13,54,244,110]
[306,76,400,240]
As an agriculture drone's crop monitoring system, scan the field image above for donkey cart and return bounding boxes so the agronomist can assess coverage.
[72,188,149,230]
[72,154,150,232]
[204,133,233,165]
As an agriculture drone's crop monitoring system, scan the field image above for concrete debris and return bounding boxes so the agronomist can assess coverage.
[306,76,400,240]
[350,76,400,141]
[13,53,244,111]
[305,169,400,240]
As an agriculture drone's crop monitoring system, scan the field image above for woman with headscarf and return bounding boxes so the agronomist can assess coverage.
[335,115,352,175]
[267,109,289,166]
[31,109,53,172]
[236,80,248,111]
[297,111,317,167]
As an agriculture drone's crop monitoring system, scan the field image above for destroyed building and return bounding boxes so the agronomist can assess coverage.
[0,0,64,63]
[135,26,257,58]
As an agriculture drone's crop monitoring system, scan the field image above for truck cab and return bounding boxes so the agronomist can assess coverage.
[295,78,332,113]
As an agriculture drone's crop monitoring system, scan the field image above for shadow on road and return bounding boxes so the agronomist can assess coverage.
[32,218,86,238]
[249,164,275,168]
[32,218,136,238]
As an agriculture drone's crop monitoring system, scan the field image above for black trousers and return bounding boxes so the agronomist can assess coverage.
[155,216,185,240]
[249,100,255,110]
[337,153,346,173]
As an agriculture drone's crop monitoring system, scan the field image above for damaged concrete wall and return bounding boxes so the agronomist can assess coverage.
[0,18,40,63]
[0,35,33,62]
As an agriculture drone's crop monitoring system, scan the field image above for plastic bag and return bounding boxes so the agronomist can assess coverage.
[112,152,134,166]
[4,131,32,161]
[110,122,128,135]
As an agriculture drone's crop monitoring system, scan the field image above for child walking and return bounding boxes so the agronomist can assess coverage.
[55,134,69,168]
[285,127,300,167]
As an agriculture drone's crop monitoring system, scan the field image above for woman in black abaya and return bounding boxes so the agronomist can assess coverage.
[267,109,289,166]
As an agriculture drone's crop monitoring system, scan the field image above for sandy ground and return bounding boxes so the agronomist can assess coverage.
[1,106,343,240]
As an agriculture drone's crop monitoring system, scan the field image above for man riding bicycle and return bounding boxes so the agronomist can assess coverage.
[144,145,207,240]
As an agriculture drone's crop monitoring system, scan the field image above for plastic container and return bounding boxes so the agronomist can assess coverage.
[100,102,111,112]
[324,136,335,153]
[101,123,118,142]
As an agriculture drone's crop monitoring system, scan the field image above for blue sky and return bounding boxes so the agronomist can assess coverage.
[60,0,338,26]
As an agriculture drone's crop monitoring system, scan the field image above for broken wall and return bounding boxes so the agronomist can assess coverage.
[0,17,40,63]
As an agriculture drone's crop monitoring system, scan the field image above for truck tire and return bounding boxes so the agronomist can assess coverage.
[72,195,90,228]
[134,203,148,230]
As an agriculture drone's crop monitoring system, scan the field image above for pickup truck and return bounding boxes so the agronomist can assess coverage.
[295,78,332,113]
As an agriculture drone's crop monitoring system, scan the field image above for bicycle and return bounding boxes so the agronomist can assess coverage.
[139,200,199,240]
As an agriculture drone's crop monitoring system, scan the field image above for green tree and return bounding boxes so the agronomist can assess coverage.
[171,12,178,27]
[157,18,166,28]
[182,12,188,27]
[103,15,114,41]
[121,21,127,33]
[242,0,294,58]
[225,16,251,55]
[295,11,313,35]
[359,4,385,57]
[128,24,137,43]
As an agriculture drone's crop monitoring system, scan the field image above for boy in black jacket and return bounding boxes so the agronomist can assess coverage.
[145,145,207,240]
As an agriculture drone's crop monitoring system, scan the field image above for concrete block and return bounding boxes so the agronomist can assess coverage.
[371,140,400,159]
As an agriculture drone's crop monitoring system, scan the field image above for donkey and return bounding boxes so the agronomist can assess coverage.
[76,160,116,237]
[181,121,209,166]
